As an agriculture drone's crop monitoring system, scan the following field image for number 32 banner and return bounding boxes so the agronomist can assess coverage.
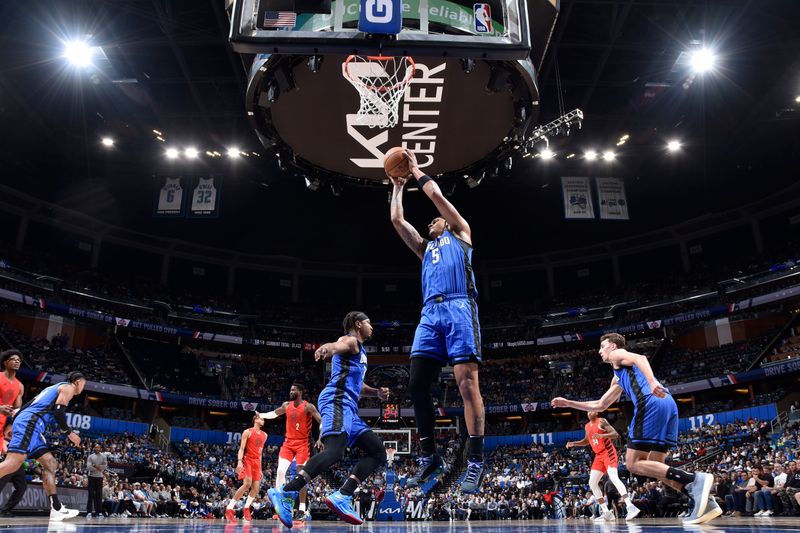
[190,176,221,218]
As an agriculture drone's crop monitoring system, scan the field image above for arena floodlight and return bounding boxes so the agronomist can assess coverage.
[165,147,180,159]
[64,40,93,67]
[795,95,800,103]
[101,137,114,147]
[690,48,716,74]
[185,147,199,159]
[227,147,241,158]
[602,150,616,162]
[667,140,682,152]
[585,150,598,161]
[540,148,554,160]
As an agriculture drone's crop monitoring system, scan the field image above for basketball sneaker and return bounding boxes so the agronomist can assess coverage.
[683,496,722,525]
[268,487,298,529]
[625,502,641,520]
[683,472,713,522]
[325,490,363,525]
[459,460,485,494]
[225,508,237,523]
[49,505,80,521]
[242,507,252,522]
[406,454,445,487]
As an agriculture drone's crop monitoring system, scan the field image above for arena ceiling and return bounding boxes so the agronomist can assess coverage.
[0,0,798,264]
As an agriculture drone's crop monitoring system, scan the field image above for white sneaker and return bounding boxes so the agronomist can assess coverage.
[755,510,765,516]
[601,509,615,521]
[626,505,641,520]
[765,510,774,516]
[50,506,80,521]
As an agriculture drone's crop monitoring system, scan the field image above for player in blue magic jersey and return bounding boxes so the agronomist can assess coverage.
[268,312,390,529]
[0,371,86,521]
[389,149,485,494]
[551,333,721,525]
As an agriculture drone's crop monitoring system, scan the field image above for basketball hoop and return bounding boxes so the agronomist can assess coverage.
[343,55,415,129]
[386,447,397,467]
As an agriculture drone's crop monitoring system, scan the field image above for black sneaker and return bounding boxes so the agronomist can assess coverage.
[406,454,445,487]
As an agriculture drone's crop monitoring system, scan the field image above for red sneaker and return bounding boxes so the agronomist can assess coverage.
[225,508,237,523]
[243,507,252,521]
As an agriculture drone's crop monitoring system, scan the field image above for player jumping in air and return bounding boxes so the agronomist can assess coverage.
[389,148,485,493]
[226,414,268,523]
[268,312,390,529]
[260,383,322,521]
[552,333,721,524]
[566,411,641,520]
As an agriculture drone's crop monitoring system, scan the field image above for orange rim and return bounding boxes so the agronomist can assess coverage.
[344,55,416,93]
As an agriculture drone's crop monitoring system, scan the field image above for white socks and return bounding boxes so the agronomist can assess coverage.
[245,496,254,508]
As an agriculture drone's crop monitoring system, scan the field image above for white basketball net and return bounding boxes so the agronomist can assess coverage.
[386,447,396,466]
[343,55,416,129]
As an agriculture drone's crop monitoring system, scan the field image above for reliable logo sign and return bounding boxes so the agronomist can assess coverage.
[269,56,515,181]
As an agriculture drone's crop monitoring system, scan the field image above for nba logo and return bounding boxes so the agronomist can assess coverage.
[474,3,492,33]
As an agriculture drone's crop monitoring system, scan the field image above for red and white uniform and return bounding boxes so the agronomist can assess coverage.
[279,400,312,465]
[239,428,267,481]
[586,418,619,474]
[0,373,22,452]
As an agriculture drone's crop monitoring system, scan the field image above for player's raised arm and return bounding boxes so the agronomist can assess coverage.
[607,349,667,398]
[314,336,359,361]
[389,175,426,260]
[405,149,471,244]
[260,401,288,420]
[551,379,624,412]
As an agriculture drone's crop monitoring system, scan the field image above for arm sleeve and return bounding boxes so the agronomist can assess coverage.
[53,404,73,433]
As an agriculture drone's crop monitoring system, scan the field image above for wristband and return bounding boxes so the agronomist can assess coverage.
[417,175,432,188]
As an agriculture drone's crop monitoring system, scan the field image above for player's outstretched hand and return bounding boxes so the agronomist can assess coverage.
[403,149,419,172]
[377,387,390,401]
[649,380,667,398]
[565,441,575,449]
[314,345,330,361]
[551,397,570,408]
[314,439,324,451]
[68,432,81,447]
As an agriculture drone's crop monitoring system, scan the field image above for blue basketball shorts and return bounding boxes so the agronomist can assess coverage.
[318,387,369,448]
[627,394,679,452]
[8,411,51,459]
[411,295,482,366]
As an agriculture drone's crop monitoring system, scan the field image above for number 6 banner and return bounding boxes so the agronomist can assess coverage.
[155,176,185,217]
[190,176,221,218]
[358,0,402,34]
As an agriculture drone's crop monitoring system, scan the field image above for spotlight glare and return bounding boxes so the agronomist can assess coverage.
[795,95,800,103]
[165,147,179,159]
[101,137,114,147]
[602,150,616,161]
[64,40,93,67]
[566,153,575,159]
[227,147,241,158]
[540,148,554,160]
[619,134,629,141]
[690,48,716,74]
[667,140,682,152]
[585,150,598,161]
[185,147,199,159]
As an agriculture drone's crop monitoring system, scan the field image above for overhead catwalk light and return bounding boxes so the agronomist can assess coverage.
[619,134,629,141]
[227,147,241,158]
[667,140,682,152]
[101,137,114,147]
[540,148,554,160]
[585,150,598,161]
[185,147,199,159]
[64,40,94,67]
[690,47,716,74]
[165,147,180,159]
[566,153,575,159]
[602,150,616,162]
[152,129,162,136]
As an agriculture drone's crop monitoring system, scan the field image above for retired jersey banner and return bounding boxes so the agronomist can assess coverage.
[155,177,185,216]
[596,177,629,220]
[561,177,595,219]
[189,176,221,217]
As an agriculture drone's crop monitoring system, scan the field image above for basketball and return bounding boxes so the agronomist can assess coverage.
[383,147,410,178]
